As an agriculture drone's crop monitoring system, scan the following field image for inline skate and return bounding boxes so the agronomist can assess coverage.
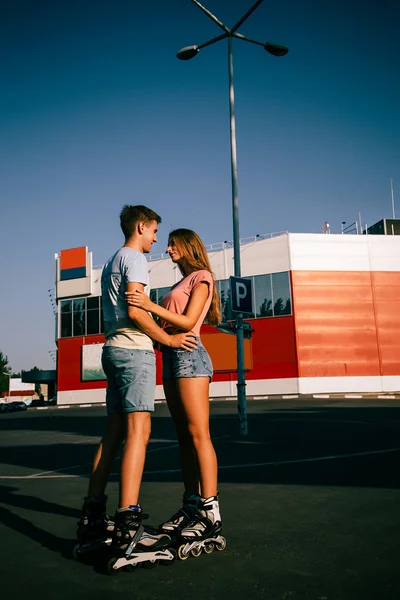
[159,492,200,535]
[73,495,114,560]
[176,495,226,561]
[107,506,176,574]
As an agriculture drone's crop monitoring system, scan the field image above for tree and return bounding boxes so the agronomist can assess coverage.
[0,351,11,396]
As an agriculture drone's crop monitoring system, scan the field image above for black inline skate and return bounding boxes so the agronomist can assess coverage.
[159,492,200,535]
[73,495,114,560]
[176,495,226,561]
[107,506,176,574]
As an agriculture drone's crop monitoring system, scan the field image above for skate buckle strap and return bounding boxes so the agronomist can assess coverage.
[125,524,145,557]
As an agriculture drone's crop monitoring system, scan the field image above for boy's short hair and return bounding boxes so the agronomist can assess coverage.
[120,205,162,238]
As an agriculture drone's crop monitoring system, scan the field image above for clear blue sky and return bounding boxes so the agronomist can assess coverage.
[1,0,399,372]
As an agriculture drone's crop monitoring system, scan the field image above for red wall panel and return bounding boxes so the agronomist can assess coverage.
[292,270,400,379]
[372,272,400,376]
[58,335,107,392]
[199,317,298,383]
[292,271,381,377]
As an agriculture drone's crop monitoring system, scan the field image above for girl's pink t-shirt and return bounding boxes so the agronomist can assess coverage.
[160,269,214,336]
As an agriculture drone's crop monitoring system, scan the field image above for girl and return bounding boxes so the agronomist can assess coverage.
[126,228,222,543]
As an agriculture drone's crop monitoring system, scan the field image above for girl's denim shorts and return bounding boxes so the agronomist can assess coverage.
[162,337,213,382]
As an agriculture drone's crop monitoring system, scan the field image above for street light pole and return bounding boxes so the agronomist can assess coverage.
[177,0,288,435]
[227,34,247,434]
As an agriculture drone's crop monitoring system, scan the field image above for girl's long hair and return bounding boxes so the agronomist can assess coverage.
[168,228,221,326]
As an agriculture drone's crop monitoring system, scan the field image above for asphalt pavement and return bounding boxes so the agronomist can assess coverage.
[1,398,400,600]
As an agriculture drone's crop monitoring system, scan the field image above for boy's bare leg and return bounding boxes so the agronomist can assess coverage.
[88,413,125,497]
[119,411,151,508]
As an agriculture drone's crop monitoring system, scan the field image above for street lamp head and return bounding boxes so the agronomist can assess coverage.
[177,45,199,60]
[264,42,289,57]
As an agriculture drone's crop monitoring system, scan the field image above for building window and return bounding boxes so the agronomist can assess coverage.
[59,297,102,338]
[272,272,291,316]
[73,299,85,336]
[58,271,293,339]
[217,272,292,321]
[60,300,73,337]
[157,287,171,305]
[254,274,273,317]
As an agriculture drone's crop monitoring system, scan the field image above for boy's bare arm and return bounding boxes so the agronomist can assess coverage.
[126,282,197,350]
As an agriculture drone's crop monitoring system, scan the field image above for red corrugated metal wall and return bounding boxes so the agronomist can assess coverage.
[372,272,400,376]
[292,270,400,378]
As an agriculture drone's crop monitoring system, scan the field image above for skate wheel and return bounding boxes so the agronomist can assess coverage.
[190,546,202,558]
[107,557,119,575]
[203,542,214,554]
[143,559,158,569]
[216,537,227,552]
[124,563,138,572]
[177,545,189,561]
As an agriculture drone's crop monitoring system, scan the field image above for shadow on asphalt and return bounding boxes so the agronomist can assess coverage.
[1,408,400,488]
[1,406,400,577]
[0,505,76,559]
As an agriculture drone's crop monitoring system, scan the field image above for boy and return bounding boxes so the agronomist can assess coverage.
[77,205,197,557]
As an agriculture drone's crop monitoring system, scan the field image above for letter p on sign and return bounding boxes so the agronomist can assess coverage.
[230,276,253,314]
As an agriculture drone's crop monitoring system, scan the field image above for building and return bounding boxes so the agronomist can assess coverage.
[54,230,400,406]
[1,378,34,403]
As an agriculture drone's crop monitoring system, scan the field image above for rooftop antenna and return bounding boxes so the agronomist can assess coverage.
[391,178,396,219]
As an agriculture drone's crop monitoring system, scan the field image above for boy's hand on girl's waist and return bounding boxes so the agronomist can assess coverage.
[169,332,198,351]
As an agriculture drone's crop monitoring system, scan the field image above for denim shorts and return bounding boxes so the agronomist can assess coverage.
[162,338,213,382]
[101,346,156,414]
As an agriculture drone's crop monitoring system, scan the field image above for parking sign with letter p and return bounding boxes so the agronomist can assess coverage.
[230,276,253,314]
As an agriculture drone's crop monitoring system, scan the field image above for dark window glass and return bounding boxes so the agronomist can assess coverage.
[61,312,72,337]
[218,280,234,322]
[73,304,85,336]
[157,287,171,305]
[273,286,291,315]
[272,273,291,316]
[87,309,100,335]
[60,300,72,313]
[73,298,85,312]
[87,296,99,310]
[254,274,273,318]
[150,289,157,304]
[272,272,289,288]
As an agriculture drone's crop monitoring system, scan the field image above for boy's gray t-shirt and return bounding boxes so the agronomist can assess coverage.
[101,247,153,351]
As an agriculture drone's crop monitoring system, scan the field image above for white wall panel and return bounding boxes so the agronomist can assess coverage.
[58,388,106,405]
[381,376,400,392]
[298,376,383,394]
[367,236,400,271]
[289,233,400,273]
[289,234,371,272]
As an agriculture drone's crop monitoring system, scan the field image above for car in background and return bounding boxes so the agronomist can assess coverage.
[0,401,27,413]
[10,401,28,411]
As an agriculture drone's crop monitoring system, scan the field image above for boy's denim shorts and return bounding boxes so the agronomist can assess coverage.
[101,346,156,414]
[162,338,213,382]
